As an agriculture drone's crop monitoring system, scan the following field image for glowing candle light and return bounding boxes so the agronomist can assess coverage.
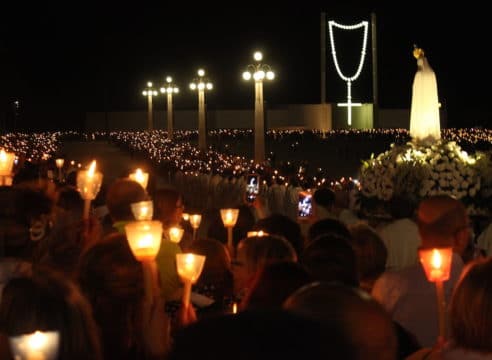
[182,213,190,221]
[76,160,103,220]
[9,330,59,360]
[55,158,64,182]
[189,214,202,242]
[131,200,153,221]
[125,220,163,262]
[220,208,239,257]
[129,168,149,190]
[176,253,206,308]
[247,230,269,237]
[0,149,15,176]
[419,246,453,339]
[169,226,184,243]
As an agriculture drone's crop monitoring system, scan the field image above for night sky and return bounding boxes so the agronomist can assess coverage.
[1,3,490,130]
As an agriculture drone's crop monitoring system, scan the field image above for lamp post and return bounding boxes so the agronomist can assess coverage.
[190,69,213,151]
[242,51,275,164]
[160,76,179,140]
[142,81,158,131]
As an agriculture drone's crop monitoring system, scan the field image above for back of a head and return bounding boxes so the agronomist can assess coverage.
[77,233,144,359]
[188,238,233,299]
[313,187,335,209]
[417,195,468,248]
[154,188,182,223]
[77,233,144,304]
[238,235,298,273]
[307,218,352,245]
[253,214,303,256]
[168,309,335,360]
[284,282,397,360]
[243,261,312,310]
[301,234,358,287]
[0,265,103,360]
[347,222,387,284]
[449,257,492,352]
[105,178,148,222]
[389,195,416,220]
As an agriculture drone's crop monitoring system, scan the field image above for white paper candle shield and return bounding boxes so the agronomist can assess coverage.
[169,226,184,243]
[9,330,59,360]
[220,208,239,227]
[76,160,103,200]
[0,149,15,176]
[129,168,149,190]
[125,220,163,261]
[131,200,153,221]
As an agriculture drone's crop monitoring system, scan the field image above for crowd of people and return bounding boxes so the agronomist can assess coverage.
[1,155,492,360]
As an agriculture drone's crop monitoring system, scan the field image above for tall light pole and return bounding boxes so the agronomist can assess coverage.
[160,76,179,140]
[242,51,275,164]
[142,81,158,130]
[190,69,213,151]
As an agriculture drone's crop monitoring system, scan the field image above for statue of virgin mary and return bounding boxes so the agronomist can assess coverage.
[409,46,441,143]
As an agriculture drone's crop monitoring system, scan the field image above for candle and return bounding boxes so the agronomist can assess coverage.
[131,200,153,221]
[220,208,239,227]
[419,247,453,282]
[77,160,103,220]
[169,226,184,243]
[76,160,103,201]
[55,158,64,182]
[176,253,206,307]
[182,213,190,221]
[189,214,202,229]
[129,168,149,190]
[232,302,238,314]
[9,330,59,360]
[247,230,269,237]
[0,149,15,176]
[125,220,163,262]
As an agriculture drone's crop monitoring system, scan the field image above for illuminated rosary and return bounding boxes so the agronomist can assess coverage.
[328,20,368,126]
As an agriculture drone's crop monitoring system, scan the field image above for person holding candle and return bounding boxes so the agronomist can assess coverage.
[77,233,171,360]
[372,195,471,348]
[0,265,103,360]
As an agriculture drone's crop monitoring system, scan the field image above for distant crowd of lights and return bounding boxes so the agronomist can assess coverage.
[2,128,492,192]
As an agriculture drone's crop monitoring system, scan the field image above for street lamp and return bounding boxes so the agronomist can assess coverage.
[243,51,275,164]
[190,69,213,151]
[160,76,179,140]
[142,81,158,131]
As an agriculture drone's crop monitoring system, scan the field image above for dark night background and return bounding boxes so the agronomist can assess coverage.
[1,2,490,131]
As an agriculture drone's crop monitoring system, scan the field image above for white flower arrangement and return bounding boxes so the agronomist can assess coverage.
[359,140,486,211]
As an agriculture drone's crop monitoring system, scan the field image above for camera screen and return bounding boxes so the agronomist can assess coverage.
[298,192,312,217]
[246,174,259,202]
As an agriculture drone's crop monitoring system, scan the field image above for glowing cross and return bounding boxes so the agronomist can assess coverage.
[337,81,361,126]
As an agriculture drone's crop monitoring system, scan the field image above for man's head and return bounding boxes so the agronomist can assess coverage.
[283,282,397,360]
[105,178,149,222]
[417,195,470,256]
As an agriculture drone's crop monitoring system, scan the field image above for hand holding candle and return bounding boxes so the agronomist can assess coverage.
[176,253,206,308]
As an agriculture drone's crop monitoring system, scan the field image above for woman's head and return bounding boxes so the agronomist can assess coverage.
[154,188,184,227]
[449,257,492,352]
[0,265,102,360]
[233,235,297,295]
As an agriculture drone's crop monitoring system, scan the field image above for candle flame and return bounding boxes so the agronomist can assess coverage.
[232,302,238,314]
[88,160,97,177]
[138,234,153,248]
[431,249,442,269]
